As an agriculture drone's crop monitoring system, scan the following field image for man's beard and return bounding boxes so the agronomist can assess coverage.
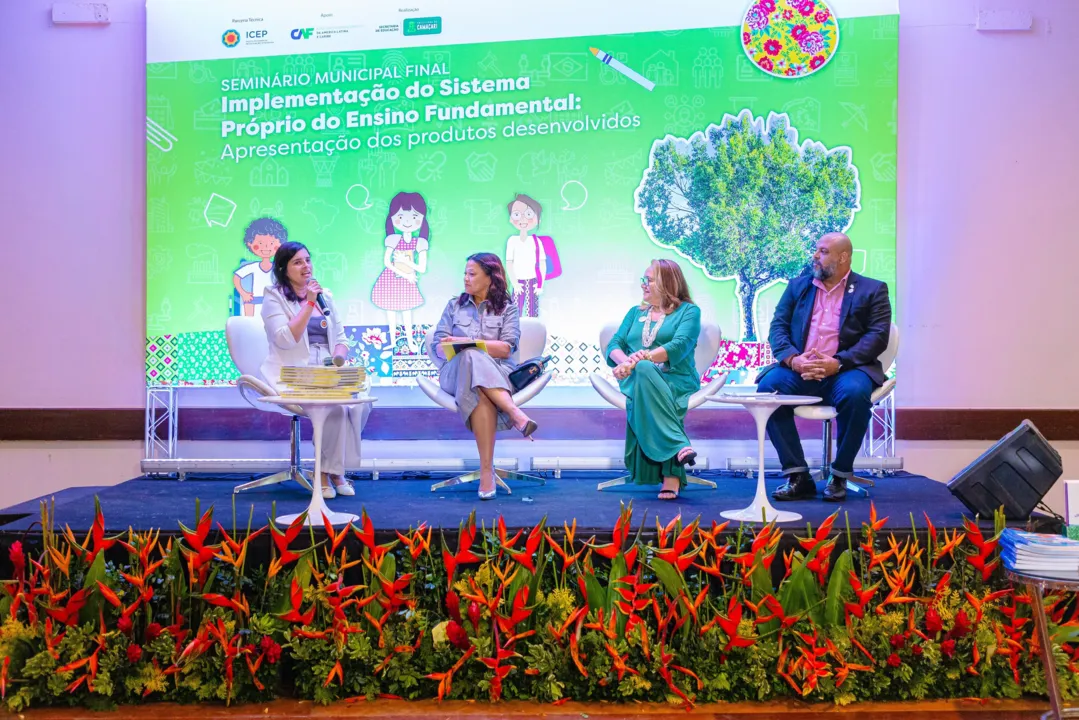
[812,262,834,280]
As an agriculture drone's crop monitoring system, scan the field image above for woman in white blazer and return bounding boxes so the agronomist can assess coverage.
[261,242,370,498]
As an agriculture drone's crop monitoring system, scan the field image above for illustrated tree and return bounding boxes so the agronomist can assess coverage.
[635,111,861,341]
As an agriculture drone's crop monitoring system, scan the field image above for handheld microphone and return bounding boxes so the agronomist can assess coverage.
[315,292,331,316]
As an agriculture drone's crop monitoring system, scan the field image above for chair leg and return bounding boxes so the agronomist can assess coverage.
[597,475,631,491]
[821,418,833,481]
[495,468,545,495]
[233,415,313,494]
[821,417,870,496]
[430,468,545,494]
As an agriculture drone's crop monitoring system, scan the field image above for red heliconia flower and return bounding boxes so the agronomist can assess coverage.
[654,515,700,572]
[797,511,838,553]
[8,542,25,580]
[260,635,282,664]
[43,587,89,627]
[441,512,481,587]
[270,514,307,568]
[468,600,481,633]
[446,620,471,651]
[85,499,119,564]
[714,596,756,652]
[495,516,523,552]
[962,517,999,556]
[178,507,215,572]
[446,590,462,623]
[396,523,432,561]
[951,609,972,638]
[925,607,943,635]
[589,504,638,571]
[941,638,957,658]
[507,521,545,573]
[126,644,143,664]
[279,578,316,625]
[496,587,533,637]
[967,553,1000,582]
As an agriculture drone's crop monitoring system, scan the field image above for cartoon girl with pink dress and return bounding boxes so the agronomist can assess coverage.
[371,191,429,353]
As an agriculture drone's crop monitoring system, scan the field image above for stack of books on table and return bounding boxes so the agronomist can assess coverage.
[278,366,366,399]
[1000,528,1079,581]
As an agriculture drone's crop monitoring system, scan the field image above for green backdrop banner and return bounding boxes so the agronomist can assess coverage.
[145,0,898,387]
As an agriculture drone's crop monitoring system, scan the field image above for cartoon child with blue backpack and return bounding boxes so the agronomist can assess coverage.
[505,193,560,318]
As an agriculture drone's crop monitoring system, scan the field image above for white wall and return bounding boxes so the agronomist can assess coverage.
[896,0,1079,408]
[0,0,146,408]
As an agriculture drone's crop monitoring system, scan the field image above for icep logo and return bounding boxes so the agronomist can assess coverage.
[221,29,240,47]
[291,28,314,40]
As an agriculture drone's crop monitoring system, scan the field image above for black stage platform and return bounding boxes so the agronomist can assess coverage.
[0,471,1058,538]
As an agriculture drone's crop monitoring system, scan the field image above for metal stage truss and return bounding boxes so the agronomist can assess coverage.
[143,384,902,477]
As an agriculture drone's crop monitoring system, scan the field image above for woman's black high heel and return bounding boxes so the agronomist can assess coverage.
[676,447,697,467]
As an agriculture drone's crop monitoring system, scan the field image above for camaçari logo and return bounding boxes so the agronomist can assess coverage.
[221,29,241,47]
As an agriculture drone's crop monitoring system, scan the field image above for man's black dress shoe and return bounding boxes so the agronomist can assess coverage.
[822,476,847,502]
[771,471,817,501]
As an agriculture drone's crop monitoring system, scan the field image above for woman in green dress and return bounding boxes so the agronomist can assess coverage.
[606,259,702,500]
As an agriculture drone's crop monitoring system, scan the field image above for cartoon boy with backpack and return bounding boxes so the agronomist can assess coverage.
[233,217,287,317]
[504,193,561,318]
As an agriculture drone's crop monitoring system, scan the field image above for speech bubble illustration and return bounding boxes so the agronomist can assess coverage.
[203,193,237,227]
[346,183,373,211]
[560,180,588,211]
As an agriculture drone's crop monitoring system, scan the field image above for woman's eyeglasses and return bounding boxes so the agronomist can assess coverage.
[640,277,654,287]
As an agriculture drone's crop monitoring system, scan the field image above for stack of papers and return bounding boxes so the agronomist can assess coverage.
[278,366,366,399]
[1000,528,1079,580]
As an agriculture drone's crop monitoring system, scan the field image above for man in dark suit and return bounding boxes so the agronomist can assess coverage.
[756,232,892,502]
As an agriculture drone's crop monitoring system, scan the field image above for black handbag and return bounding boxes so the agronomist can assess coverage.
[508,355,551,393]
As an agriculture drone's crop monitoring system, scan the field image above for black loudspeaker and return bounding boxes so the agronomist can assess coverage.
[947,419,1062,520]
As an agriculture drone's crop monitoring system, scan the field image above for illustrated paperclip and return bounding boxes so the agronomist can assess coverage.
[146,117,178,152]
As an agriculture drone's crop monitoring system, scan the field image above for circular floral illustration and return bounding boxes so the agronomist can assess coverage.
[741,0,839,79]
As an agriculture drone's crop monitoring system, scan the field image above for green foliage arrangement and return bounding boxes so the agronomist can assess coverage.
[1,499,1077,711]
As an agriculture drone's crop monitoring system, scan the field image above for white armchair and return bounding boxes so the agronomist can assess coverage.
[589,321,728,490]
[793,322,900,494]
[225,316,313,494]
[416,318,553,493]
